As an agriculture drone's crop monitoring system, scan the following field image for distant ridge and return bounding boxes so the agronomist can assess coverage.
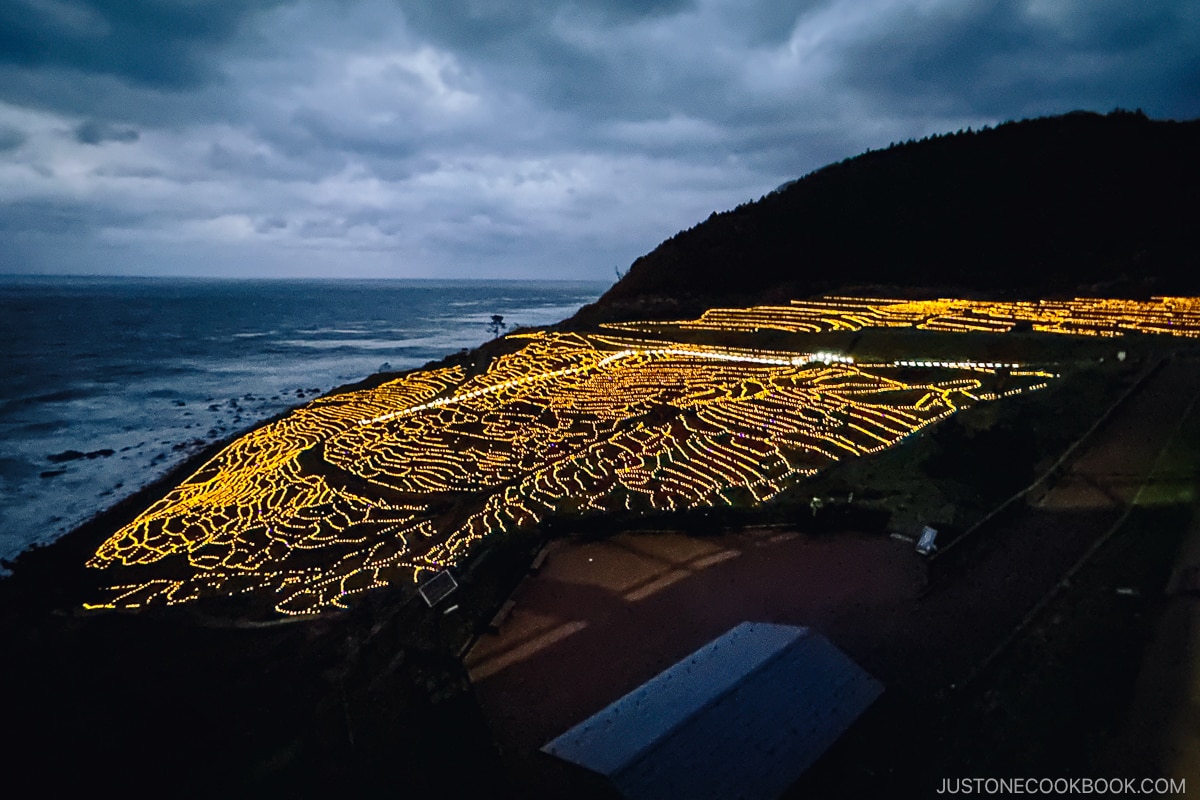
[571,110,1200,325]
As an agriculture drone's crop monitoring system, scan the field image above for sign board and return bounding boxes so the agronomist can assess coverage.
[418,569,458,607]
[915,526,938,555]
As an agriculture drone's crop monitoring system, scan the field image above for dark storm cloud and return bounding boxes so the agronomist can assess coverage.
[0,0,1198,278]
[289,108,423,163]
[397,0,759,120]
[0,0,291,89]
[399,0,696,50]
[74,119,138,144]
[0,197,144,234]
[0,124,26,152]
[836,0,1200,120]
[255,215,287,233]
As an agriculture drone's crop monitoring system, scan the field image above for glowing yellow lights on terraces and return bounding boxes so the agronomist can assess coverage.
[606,295,1200,339]
[86,294,1199,616]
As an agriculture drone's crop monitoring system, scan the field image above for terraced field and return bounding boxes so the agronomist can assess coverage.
[87,295,1200,616]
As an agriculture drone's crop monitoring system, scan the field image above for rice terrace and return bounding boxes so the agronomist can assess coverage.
[85,294,1200,616]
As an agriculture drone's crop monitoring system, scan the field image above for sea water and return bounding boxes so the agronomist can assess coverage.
[0,276,607,567]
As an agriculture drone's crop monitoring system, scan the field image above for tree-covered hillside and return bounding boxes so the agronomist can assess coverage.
[572,110,1200,324]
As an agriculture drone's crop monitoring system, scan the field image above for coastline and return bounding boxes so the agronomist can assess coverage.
[1,418,262,614]
[0,328,538,613]
[0,276,607,595]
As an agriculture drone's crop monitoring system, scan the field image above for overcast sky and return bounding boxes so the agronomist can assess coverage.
[1,0,1196,280]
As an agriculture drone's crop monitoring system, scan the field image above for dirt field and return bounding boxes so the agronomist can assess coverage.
[466,354,1200,795]
[467,528,923,743]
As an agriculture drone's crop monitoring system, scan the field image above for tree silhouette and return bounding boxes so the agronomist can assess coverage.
[488,314,507,338]
[571,110,1200,326]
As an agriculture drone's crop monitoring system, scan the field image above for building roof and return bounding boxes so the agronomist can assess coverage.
[541,621,883,800]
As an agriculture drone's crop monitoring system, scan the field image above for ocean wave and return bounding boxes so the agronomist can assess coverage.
[275,338,427,350]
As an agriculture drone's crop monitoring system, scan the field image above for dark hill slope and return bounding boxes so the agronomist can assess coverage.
[571,111,1200,324]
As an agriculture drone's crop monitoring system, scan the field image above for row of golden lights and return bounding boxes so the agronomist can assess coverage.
[86,294,1194,615]
[604,295,1200,338]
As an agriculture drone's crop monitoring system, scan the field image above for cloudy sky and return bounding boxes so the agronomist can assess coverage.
[1,0,1197,279]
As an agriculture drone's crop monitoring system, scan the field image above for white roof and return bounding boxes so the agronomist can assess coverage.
[541,621,882,800]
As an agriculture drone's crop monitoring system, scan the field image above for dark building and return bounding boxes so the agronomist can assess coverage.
[541,621,883,800]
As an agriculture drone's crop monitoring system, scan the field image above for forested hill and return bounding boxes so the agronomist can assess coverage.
[570,110,1200,325]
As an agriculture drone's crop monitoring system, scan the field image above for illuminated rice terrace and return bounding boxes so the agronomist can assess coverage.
[605,295,1200,338]
[88,293,1199,616]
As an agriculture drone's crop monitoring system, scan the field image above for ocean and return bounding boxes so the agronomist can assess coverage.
[0,276,607,568]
